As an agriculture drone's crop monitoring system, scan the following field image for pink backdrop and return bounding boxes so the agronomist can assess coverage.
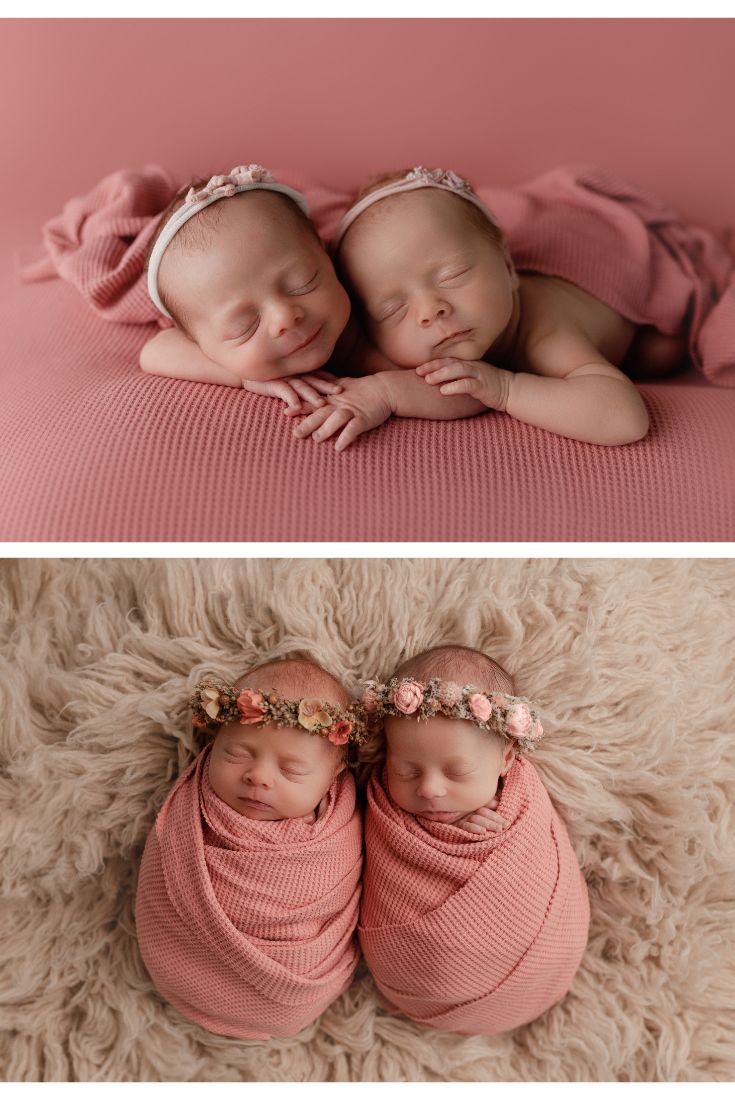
[2,17,734,287]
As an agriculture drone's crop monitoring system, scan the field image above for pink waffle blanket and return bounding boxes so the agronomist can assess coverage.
[359,756,590,1035]
[135,747,362,1038]
[17,163,735,385]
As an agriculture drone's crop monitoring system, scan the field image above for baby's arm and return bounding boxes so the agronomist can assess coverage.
[293,370,486,451]
[140,328,244,386]
[140,328,343,410]
[419,328,650,445]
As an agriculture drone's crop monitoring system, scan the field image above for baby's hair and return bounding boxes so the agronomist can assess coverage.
[356,645,515,784]
[236,651,352,708]
[344,168,505,251]
[144,178,320,334]
[207,651,354,766]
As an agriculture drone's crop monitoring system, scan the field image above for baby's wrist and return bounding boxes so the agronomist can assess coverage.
[487,365,514,413]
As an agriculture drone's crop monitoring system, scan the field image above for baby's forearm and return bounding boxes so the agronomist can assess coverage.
[504,369,649,445]
[382,370,486,421]
[139,329,242,387]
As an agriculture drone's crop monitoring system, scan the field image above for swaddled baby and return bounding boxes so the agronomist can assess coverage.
[358,644,589,1036]
[135,654,366,1039]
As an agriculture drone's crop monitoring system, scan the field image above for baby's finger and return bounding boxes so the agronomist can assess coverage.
[415,358,458,376]
[422,363,471,385]
[474,809,507,829]
[440,378,479,396]
[291,380,326,407]
[293,405,333,438]
[334,417,369,452]
[461,822,488,835]
[312,408,354,443]
[268,381,303,409]
[305,371,344,394]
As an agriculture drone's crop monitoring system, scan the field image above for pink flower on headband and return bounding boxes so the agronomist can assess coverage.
[505,702,532,738]
[192,714,209,729]
[468,693,492,723]
[236,689,267,724]
[393,680,424,714]
[407,166,472,193]
[328,720,353,745]
[186,164,275,205]
[531,721,544,741]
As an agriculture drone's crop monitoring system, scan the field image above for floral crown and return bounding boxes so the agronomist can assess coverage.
[190,677,368,746]
[360,677,544,753]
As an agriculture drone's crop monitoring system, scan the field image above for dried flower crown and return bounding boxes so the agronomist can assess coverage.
[190,677,368,746]
[361,677,544,753]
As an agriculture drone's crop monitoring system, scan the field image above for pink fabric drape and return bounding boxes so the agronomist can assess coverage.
[136,747,362,1038]
[359,757,590,1035]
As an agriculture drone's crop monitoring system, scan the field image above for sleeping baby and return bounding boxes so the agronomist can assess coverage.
[293,165,669,447]
[135,653,366,1039]
[358,644,590,1036]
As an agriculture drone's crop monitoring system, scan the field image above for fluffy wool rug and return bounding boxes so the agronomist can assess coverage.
[1,557,734,1082]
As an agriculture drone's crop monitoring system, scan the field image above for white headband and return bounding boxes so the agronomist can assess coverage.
[333,166,499,250]
[146,164,310,318]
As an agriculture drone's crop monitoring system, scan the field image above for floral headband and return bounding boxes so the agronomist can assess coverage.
[190,677,368,746]
[333,166,499,250]
[360,677,544,753]
[147,164,310,318]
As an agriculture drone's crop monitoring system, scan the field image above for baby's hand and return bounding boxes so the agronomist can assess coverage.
[455,797,508,837]
[416,358,511,411]
[242,370,343,412]
[291,375,392,452]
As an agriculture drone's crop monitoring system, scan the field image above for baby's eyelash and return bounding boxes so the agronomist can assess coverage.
[227,318,259,342]
[288,272,319,295]
[439,268,469,283]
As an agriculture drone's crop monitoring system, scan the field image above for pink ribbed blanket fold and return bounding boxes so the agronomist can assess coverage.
[135,747,362,1039]
[17,163,735,385]
[359,757,590,1036]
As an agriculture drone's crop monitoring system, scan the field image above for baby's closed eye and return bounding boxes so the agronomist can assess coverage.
[438,267,470,285]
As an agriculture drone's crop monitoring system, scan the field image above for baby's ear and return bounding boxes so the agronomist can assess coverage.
[502,244,520,291]
[500,740,516,776]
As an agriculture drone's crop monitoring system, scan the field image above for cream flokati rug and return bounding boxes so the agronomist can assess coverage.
[1,557,734,1082]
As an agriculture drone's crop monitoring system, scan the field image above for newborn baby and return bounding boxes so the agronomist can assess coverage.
[140,164,353,411]
[358,644,590,1036]
[296,165,666,447]
[135,653,366,1039]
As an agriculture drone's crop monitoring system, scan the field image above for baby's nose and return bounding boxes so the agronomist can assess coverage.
[244,763,273,788]
[416,773,447,799]
[419,298,450,327]
[270,300,305,337]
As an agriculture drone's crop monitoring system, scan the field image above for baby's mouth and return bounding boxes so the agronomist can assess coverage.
[286,324,323,356]
[434,328,473,349]
[239,796,272,810]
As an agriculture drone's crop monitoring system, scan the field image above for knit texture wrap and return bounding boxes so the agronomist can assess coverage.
[359,756,590,1035]
[135,746,362,1038]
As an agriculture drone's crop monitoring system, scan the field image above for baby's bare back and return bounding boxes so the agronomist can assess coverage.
[515,274,637,372]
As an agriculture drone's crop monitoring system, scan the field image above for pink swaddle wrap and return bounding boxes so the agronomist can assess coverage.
[135,746,362,1038]
[359,756,590,1036]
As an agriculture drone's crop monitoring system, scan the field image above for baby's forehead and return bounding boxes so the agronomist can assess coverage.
[217,724,326,759]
